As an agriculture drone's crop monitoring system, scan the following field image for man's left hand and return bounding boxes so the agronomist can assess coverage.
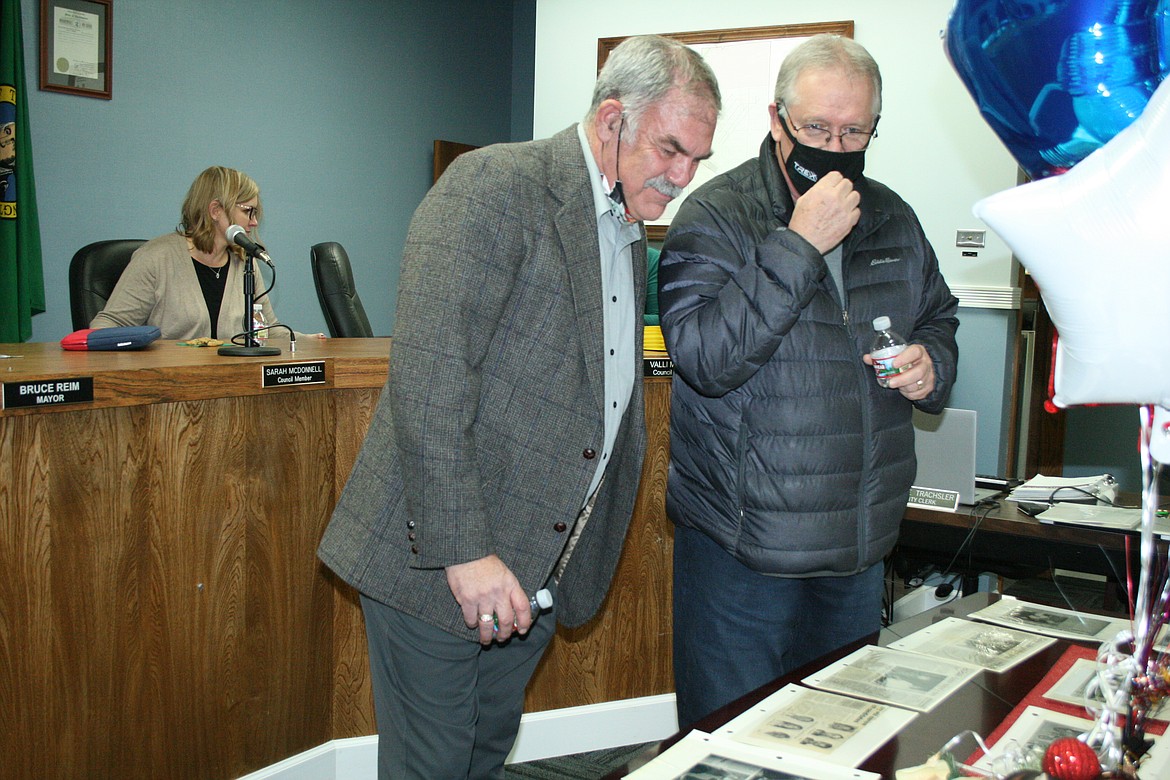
[863,343,934,400]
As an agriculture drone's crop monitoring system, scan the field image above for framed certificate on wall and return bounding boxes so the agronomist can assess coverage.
[39,0,112,100]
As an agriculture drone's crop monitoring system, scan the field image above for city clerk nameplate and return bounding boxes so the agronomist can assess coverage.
[262,361,327,388]
[3,377,95,409]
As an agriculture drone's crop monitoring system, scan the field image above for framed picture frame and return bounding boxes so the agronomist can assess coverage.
[598,21,853,240]
[39,0,112,100]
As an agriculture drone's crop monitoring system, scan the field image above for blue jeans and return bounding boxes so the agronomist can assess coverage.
[672,525,885,730]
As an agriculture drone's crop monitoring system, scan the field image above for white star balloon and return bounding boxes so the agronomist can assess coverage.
[974,79,1170,415]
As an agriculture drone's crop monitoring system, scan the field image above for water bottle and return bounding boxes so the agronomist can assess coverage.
[530,588,553,614]
[252,303,269,344]
[870,316,906,388]
[494,588,553,633]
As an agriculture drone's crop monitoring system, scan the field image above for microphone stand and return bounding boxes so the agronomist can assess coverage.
[218,247,281,357]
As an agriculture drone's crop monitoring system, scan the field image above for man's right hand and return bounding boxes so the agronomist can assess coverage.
[787,171,861,254]
[446,555,533,644]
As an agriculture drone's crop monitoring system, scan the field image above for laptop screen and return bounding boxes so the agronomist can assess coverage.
[912,408,979,505]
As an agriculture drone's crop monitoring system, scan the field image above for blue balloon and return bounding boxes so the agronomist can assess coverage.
[946,0,1170,179]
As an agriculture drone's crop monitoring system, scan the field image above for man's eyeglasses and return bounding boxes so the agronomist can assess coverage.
[782,108,879,152]
[237,204,259,222]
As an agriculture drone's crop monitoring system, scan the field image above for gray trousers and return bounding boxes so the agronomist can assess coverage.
[360,590,557,780]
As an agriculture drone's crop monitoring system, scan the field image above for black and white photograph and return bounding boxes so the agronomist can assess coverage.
[801,645,979,712]
[970,596,1127,642]
[889,617,1056,672]
[622,731,881,780]
[716,684,917,765]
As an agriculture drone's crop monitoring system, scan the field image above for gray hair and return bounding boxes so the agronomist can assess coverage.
[774,34,882,120]
[586,34,721,137]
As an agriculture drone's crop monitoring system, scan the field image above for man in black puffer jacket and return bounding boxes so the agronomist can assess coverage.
[660,34,959,729]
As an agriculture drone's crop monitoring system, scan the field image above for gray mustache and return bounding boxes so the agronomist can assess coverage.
[646,174,683,200]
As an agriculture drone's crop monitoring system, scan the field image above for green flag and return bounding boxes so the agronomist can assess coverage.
[1,0,45,342]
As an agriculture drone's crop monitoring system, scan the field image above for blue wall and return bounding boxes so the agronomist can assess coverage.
[19,0,533,341]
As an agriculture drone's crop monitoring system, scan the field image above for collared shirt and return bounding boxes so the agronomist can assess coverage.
[576,123,639,506]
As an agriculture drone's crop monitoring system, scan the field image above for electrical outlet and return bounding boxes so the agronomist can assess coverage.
[956,229,986,248]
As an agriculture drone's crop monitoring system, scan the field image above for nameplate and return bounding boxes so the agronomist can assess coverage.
[3,377,95,409]
[908,486,960,512]
[262,361,326,388]
[643,357,674,377]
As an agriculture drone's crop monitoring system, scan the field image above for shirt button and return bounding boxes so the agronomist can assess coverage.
[554,522,568,533]
[583,448,597,460]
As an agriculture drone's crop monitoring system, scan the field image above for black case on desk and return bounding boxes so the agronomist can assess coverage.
[61,326,162,351]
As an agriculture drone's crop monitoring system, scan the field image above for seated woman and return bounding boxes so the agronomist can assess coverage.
[91,166,282,341]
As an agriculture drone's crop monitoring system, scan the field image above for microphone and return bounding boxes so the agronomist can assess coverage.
[226,224,274,268]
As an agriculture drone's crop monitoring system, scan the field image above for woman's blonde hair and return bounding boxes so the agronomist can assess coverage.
[179,166,262,254]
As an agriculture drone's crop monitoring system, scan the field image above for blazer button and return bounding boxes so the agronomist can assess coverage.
[583,448,597,460]
[407,532,416,542]
[411,545,419,554]
[554,522,568,533]
[407,520,416,529]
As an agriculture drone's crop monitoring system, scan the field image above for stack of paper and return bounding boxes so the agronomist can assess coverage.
[1035,503,1141,531]
[1007,474,1117,505]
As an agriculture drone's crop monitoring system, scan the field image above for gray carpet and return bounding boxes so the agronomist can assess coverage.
[507,742,654,779]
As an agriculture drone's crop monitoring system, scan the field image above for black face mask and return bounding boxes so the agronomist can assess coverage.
[778,113,867,195]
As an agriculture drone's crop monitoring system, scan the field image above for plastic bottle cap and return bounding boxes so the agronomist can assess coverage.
[253,303,263,311]
[872,316,891,331]
[533,588,554,609]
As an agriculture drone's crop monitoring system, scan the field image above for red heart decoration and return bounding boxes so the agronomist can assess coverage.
[1041,736,1102,780]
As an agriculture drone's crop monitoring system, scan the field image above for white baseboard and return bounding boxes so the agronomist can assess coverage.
[508,693,677,763]
[236,736,378,780]
[236,694,677,780]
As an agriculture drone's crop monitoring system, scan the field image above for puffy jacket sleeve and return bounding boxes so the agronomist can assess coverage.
[659,188,827,397]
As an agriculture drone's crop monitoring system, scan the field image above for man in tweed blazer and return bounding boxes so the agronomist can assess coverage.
[318,35,720,779]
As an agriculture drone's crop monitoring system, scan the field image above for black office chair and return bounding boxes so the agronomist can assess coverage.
[310,242,374,337]
[68,239,148,330]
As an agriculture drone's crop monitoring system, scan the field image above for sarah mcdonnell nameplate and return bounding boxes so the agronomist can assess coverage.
[262,361,327,388]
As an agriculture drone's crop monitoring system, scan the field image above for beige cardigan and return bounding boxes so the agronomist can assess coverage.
[91,232,279,340]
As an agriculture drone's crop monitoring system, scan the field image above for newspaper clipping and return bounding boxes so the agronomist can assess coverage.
[801,645,979,713]
[716,684,916,765]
